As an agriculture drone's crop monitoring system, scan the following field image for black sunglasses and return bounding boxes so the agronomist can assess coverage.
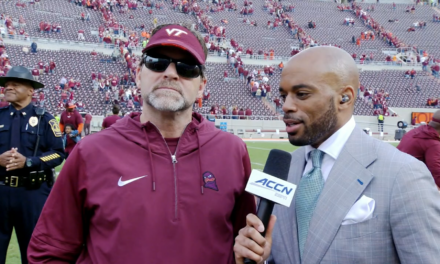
[142,55,204,79]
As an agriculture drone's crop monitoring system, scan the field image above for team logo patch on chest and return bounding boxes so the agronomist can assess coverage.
[203,171,218,191]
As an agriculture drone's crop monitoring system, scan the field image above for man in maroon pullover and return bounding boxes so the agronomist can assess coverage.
[28,24,256,264]
[398,111,440,190]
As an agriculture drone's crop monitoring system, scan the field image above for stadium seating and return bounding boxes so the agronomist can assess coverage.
[356,3,440,59]
[2,0,440,118]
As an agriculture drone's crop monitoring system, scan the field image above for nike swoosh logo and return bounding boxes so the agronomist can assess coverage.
[118,176,147,187]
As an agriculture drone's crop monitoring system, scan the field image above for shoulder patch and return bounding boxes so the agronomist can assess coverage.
[49,119,62,137]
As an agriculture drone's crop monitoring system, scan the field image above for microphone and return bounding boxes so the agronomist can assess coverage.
[244,149,292,264]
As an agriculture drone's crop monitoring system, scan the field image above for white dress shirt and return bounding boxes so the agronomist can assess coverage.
[303,116,356,181]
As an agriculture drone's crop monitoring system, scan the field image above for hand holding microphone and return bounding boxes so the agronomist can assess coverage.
[234,214,277,264]
[234,150,293,264]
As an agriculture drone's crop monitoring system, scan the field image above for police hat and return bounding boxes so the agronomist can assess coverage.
[0,66,45,89]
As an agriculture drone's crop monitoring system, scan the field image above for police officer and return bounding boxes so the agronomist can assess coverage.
[0,66,65,264]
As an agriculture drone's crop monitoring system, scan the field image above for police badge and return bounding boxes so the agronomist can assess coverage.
[29,116,38,127]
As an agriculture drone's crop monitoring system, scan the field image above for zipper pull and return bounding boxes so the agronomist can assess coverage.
[171,155,178,164]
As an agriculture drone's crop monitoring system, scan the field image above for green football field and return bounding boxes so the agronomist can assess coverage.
[5,141,399,263]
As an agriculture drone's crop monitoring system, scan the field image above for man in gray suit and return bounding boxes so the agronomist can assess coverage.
[234,46,440,264]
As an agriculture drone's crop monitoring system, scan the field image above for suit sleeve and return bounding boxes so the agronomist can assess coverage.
[231,143,256,239]
[28,142,87,263]
[29,116,65,171]
[424,145,440,188]
[390,158,440,263]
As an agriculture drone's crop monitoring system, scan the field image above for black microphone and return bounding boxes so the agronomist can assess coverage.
[244,149,292,264]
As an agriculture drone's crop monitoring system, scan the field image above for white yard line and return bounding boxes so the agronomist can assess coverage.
[251,162,265,166]
[247,146,273,151]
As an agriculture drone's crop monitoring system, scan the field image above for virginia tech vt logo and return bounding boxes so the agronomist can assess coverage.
[165,28,188,37]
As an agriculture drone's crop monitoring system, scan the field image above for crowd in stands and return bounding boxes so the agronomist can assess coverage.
[0,14,30,40]
[0,39,12,76]
[1,0,440,119]
[359,83,393,116]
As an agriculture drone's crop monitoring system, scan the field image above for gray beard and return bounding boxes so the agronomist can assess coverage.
[145,89,192,112]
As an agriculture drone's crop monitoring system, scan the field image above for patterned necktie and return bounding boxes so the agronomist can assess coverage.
[10,110,21,152]
[296,149,325,259]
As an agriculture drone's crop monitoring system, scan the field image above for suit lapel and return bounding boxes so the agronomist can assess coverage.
[278,148,304,264]
[301,127,377,264]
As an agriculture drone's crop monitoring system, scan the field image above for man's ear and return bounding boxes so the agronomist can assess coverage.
[338,86,355,110]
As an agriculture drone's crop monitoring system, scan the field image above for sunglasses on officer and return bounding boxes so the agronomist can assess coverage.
[141,54,205,79]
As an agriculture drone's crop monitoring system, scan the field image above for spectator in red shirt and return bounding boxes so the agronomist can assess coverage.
[245,108,252,119]
[203,89,210,104]
[105,91,110,104]
[274,96,281,112]
[39,91,45,107]
[31,68,39,81]
[84,112,93,135]
[238,108,245,119]
[101,105,121,130]
[49,60,56,73]
[44,63,49,74]
[68,78,75,90]
[60,102,84,136]
[398,111,440,189]
[69,91,74,101]
[111,78,118,89]
[410,68,416,79]
[232,107,238,119]
[432,64,440,78]
[38,61,44,74]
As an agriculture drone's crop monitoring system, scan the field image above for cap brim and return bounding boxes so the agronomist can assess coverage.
[143,41,205,65]
[0,76,45,89]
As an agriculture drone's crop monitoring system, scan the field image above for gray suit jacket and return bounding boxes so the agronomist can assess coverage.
[269,126,440,264]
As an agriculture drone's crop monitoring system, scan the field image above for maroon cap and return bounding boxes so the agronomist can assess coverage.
[142,25,205,65]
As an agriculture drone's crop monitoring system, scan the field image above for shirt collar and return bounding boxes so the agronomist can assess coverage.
[304,116,356,161]
[9,102,34,116]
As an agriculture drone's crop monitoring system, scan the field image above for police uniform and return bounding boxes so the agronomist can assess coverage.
[0,66,65,264]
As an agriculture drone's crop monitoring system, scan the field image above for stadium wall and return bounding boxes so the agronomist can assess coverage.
[87,110,436,140]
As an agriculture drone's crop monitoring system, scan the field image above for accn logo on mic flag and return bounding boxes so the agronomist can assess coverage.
[245,169,296,207]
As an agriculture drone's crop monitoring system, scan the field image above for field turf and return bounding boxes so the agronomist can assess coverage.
[5,141,398,263]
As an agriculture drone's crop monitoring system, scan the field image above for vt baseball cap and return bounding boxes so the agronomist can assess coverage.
[142,24,206,65]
